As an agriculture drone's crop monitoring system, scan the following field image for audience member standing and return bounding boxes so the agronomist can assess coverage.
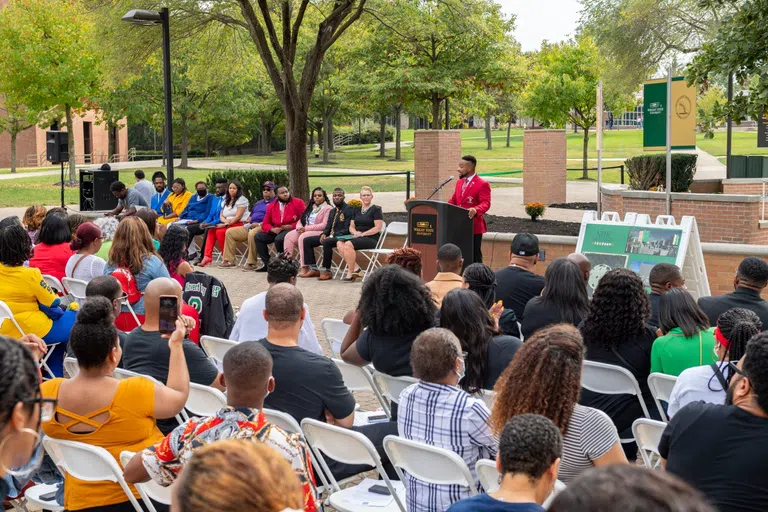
[199,180,249,267]
[448,155,491,264]
[284,187,332,269]
[254,185,306,271]
[28,213,74,281]
[426,243,465,306]
[219,181,276,269]
[698,256,768,328]
[660,332,768,511]
[150,172,170,215]
[65,222,106,283]
[495,233,545,320]
[337,186,384,282]
[133,170,154,206]
[648,263,686,328]
[300,188,354,280]
[462,263,520,338]
[158,178,192,226]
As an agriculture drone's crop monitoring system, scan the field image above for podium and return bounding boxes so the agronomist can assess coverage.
[407,200,474,281]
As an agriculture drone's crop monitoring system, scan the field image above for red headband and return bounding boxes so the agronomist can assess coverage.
[714,326,730,349]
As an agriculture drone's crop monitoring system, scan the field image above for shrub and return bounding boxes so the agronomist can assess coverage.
[525,202,546,221]
[206,170,289,204]
[625,154,697,192]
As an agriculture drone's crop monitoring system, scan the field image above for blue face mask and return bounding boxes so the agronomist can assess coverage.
[6,431,44,478]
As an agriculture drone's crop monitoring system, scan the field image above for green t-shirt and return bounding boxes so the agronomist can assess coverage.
[650,327,717,376]
[95,239,159,263]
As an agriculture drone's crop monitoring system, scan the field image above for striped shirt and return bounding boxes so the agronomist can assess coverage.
[558,404,620,483]
[398,382,497,512]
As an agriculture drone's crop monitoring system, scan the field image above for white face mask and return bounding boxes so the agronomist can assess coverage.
[455,359,466,383]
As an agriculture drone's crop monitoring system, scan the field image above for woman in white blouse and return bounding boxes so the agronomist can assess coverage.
[65,222,106,282]
[200,180,249,267]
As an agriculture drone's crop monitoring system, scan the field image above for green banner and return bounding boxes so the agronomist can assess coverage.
[643,80,667,149]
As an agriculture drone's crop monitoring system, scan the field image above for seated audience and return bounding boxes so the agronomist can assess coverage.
[68,214,89,235]
[440,288,521,393]
[660,332,768,511]
[106,181,149,219]
[668,308,761,417]
[124,342,318,511]
[41,297,188,511]
[187,178,228,264]
[220,180,276,270]
[547,466,715,512]
[491,324,626,483]
[136,208,161,250]
[698,256,768,328]
[426,243,464,306]
[167,440,306,512]
[300,187,354,280]
[648,263,685,328]
[579,268,658,460]
[399,328,497,511]
[150,172,171,215]
[495,233,545,320]
[22,204,46,243]
[176,180,212,227]
[284,187,332,270]
[387,246,423,277]
[0,223,75,376]
[448,414,563,512]
[158,178,192,226]
[28,213,74,282]
[651,288,716,376]
[133,169,154,206]
[122,278,221,434]
[104,216,169,316]
[341,265,437,377]
[462,263,520,338]
[65,222,106,282]
[566,252,591,283]
[337,186,383,282]
[231,256,322,354]
[521,258,589,340]
[254,185,305,271]
[158,225,194,287]
[199,180,249,267]
[94,216,119,261]
[255,284,397,481]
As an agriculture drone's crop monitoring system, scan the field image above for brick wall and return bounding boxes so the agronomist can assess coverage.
[523,130,566,205]
[722,179,767,196]
[413,130,462,202]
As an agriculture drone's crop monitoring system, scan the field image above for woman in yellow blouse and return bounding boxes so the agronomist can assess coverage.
[41,295,189,512]
[158,178,192,226]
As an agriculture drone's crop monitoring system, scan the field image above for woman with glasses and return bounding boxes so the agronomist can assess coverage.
[65,222,106,283]
[41,297,189,512]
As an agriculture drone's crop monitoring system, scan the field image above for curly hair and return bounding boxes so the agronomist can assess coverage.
[737,256,768,287]
[490,324,585,435]
[22,205,46,232]
[0,335,40,428]
[386,247,423,276]
[108,216,157,275]
[411,328,462,382]
[158,225,189,276]
[267,255,300,284]
[499,414,563,479]
[462,263,497,309]
[581,268,650,350]
[0,223,33,266]
[710,308,761,391]
[358,265,437,336]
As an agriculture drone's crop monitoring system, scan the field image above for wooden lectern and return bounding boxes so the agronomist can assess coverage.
[407,200,474,282]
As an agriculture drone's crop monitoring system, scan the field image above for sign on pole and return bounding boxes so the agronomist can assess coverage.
[597,80,603,217]
[643,77,696,151]
[759,113,768,148]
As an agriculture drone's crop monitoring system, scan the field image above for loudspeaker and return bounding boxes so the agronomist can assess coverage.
[46,131,69,164]
[79,169,119,211]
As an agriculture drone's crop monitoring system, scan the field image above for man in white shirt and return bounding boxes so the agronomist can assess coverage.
[230,255,322,354]
[133,170,155,206]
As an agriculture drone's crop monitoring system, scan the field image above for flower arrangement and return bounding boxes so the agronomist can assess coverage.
[347,199,362,208]
[525,202,546,221]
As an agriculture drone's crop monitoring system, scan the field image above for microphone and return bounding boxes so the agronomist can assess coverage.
[426,175,455,200]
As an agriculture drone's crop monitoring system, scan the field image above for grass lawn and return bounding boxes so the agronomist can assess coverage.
[696,131,768,157]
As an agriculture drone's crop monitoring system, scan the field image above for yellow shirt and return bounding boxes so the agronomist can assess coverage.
[426,272,465,307]
[41,377,164,511]
[158,190,192,225]
[0,264,58,338]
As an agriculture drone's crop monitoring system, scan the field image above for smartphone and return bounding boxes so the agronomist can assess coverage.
[368,484,391,496]
[158,295,179,335]
[39,491,57,501]
[367,414,388,423]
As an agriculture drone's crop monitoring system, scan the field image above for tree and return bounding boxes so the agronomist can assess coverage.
[0,0,101,181]
[696,85,727,139]
[0,94,45,173]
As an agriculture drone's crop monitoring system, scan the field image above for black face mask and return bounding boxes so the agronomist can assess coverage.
[197,189,208,198]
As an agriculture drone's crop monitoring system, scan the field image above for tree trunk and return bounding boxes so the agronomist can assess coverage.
[394,104,402,161]
[322,111,331,164]
[264,124,273,155]
[107,120,116,162]
[582,126,590,179]
[309,128,315,153]
[485,114,492,150]
[431,94,441,130]
[10,132,17,174]
[378,113,387,158]
[506,120,512,147]
[285,110,310,201]
[179,114,189,169]
[328,120,335,152]
[64,104,76,182]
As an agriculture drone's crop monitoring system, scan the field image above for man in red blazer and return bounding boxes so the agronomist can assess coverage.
[448,155,491,263]
[253,185,306,271]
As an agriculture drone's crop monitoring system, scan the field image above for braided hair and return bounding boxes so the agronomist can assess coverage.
[462,263,497,309]
[709,308,762,391]
[0,336,40,427]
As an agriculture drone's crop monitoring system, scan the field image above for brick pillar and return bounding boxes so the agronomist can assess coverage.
[523,130,567,205]
[414,130,462,201]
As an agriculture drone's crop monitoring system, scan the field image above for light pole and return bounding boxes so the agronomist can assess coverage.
[122,7,174,182]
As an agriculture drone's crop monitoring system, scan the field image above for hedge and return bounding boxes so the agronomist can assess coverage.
[205,169,289,203]
[335,124,394,145]
[625,154,697,192]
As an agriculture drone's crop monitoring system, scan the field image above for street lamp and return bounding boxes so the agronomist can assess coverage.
[122,7,174,182]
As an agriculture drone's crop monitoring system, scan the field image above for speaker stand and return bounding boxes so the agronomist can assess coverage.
[60,161,65,208]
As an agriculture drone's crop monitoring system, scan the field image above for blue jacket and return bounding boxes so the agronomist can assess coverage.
[202,195,226,225]
[151,189,170,214]
[179,193,213,222]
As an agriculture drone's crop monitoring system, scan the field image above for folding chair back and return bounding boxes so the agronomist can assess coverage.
[383,435,477,495]
[182,383,227,420]
[120,451,171,510]
[320,318,349,357]
[200,335,238,364]
[263,408,303,435]
[43,274,65,295]
[385,221,409,239]
[581,360,650,418]
[62,277,88,300]
[648,373,678,421]
[632,418,667,469]
[64,357,80,378]
[373,371,417,405]
[332,359,390,417]
[43,438,143,512]
[475,459,500,492]
[0,299,26,337]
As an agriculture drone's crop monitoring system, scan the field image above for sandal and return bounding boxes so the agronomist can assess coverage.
[217,261,236,269]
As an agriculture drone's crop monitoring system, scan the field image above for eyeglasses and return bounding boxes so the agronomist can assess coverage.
[23,398,57,422]
[112,292,128,307]
[729,362,745,377]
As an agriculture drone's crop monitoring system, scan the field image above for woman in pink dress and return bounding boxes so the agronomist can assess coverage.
[284,187,332,272]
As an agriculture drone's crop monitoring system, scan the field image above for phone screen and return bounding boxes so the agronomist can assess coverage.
[158,296,178,334]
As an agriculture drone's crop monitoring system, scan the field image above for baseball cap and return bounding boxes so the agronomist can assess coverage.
[510,233,539,257]
[262,181,276,190]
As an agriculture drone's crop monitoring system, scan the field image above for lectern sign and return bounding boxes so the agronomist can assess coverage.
[411,214,437,244]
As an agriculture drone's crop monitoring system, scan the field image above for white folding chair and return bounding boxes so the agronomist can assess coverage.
[632,418,667,469]
[19,483,64,511]
[181,383,227,421]
[356,221,388,281]
[119,451,171,511]
[200,335,238,364]
[647,373,678,422]
[0,299,61,380]
[301,418,406,512]
[475,459,500,492]
[64,357,79,377]
[42,274,66,295]
[43,438,143,512]
[384,435,478,497]
[112,368,184,425]
[332,359,391,418]
[320,318,349,357]
[372,371,418,405]
[581,360,650,443]
[360,221,408,281]
[62,277,88,301]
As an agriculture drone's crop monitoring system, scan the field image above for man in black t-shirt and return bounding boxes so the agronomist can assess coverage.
[495,233,545,320]
[659,332,768,511]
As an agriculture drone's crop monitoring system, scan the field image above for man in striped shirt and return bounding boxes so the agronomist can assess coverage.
[398,328,497,511]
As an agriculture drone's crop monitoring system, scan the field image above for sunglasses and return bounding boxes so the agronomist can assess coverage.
[729,362,745,377]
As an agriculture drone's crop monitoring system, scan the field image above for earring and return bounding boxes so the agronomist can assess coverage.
[0,427,42,477]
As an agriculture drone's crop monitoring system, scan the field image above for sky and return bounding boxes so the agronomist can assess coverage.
[497,0,582,52]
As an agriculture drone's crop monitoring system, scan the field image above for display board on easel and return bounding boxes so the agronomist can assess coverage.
[575,211,710,299]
